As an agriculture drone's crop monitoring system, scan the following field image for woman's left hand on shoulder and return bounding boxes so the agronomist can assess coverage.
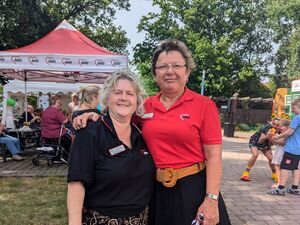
[197,198,219,225]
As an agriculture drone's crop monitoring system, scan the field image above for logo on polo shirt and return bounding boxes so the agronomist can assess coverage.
[140,149,149,156]
[180,114,190,120]
[141,113,154,119]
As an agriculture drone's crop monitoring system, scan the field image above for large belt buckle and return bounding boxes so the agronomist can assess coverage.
[162,168,177,188]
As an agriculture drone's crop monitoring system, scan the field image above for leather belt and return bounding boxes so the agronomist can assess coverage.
[156,162,206,188]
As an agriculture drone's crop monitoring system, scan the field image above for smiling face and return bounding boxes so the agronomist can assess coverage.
[154,51,190,95]
[108,79,137,121]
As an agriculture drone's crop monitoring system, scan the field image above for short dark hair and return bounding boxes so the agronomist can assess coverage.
[151,39,196,76]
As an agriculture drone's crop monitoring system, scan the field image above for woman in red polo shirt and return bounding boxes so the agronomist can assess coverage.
[73,40,231,225]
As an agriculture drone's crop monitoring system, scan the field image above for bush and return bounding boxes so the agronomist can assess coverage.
[219,113,225,124]
[236,123,251,131]
[236,123,264,132]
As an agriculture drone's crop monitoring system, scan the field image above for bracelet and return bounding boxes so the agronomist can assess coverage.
[206,193,219,201]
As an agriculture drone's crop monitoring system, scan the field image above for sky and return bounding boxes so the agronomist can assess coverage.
[114,0,160,60]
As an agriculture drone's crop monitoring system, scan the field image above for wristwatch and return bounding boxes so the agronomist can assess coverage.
[206,193,219,201]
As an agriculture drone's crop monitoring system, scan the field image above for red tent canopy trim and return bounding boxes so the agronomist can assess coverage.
[0,20,128,83]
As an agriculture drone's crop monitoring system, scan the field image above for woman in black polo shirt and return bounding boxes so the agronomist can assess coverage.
[67,69,155,225]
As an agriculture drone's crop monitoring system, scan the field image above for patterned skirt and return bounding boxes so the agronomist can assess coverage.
[82,206,148,225]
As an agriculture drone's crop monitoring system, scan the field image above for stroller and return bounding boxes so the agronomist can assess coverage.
[32,125,69,166]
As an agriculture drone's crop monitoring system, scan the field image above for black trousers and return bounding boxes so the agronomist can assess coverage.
[148,169,231,225]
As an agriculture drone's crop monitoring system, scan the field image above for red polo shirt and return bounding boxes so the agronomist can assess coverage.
[141,88,222,169]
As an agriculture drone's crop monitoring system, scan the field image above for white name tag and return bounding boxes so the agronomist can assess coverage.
[141,113,154,119]
[108,145,126,156]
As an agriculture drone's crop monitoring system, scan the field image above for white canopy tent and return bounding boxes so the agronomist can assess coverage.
[1,80,102,128]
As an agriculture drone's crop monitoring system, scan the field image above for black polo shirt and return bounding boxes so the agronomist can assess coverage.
[68,113,155,217]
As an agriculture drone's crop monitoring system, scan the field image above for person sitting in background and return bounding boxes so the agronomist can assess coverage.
[32,108,42,129]
[20,105,40,127]
[0,122,23,161]
[41,95,71,163]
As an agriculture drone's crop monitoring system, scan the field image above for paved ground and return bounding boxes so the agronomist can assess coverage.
[222,132,300,225]
[0,131,299,225]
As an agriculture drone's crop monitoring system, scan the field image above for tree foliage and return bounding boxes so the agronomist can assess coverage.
[133,0,273,98]
[0,0,130,84]
[266,0,300,88]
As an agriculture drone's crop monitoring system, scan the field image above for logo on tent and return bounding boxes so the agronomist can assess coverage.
[95,59,105,66]
[111,59,121,66]
[78,59,88,66]
[28,56,39,64]
[62,58,72,65]
[45,57,56,64]
[11,56,22,64]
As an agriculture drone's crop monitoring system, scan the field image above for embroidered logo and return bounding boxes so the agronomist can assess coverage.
[140,149,149,156]
[180,114,190,120]
[141,113,154,119]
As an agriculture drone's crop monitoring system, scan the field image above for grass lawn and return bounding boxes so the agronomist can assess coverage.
[0,176,67,225]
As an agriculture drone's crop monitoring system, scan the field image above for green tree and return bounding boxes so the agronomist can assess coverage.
[0,0,130,84]
[133,0,273,98]
[266,0,300,88]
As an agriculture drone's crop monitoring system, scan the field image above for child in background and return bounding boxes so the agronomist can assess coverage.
[269,118,290,187]
[267,99,300,195]
[240,118,280,181]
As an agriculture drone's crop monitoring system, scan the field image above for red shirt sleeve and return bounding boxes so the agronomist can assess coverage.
[200,99,222,145]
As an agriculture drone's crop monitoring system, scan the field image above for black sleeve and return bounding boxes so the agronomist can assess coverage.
[71,109,101,121]
[67,122,98,187]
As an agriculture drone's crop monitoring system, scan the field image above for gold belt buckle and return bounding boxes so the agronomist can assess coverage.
[162,168,177,188]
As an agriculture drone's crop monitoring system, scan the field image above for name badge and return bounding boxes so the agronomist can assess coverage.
[108,145,126,156]
[141,113,154,119]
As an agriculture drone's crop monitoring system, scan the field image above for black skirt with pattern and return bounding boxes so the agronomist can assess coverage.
[82,206,148,225]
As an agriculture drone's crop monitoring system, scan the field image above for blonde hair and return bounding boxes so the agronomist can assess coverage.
[78,85,101,109]
[100,69,146,117]
[280,118,290,127]
[71,92,79,100]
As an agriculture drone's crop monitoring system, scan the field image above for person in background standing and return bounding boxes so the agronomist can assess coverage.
[240,118,280,182]
[267,99,300,195]
[68,93,80,122]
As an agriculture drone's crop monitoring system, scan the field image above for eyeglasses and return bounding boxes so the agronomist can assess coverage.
[155,64,187,73]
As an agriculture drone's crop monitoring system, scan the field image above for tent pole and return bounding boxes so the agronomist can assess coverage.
[24,71,28,123]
